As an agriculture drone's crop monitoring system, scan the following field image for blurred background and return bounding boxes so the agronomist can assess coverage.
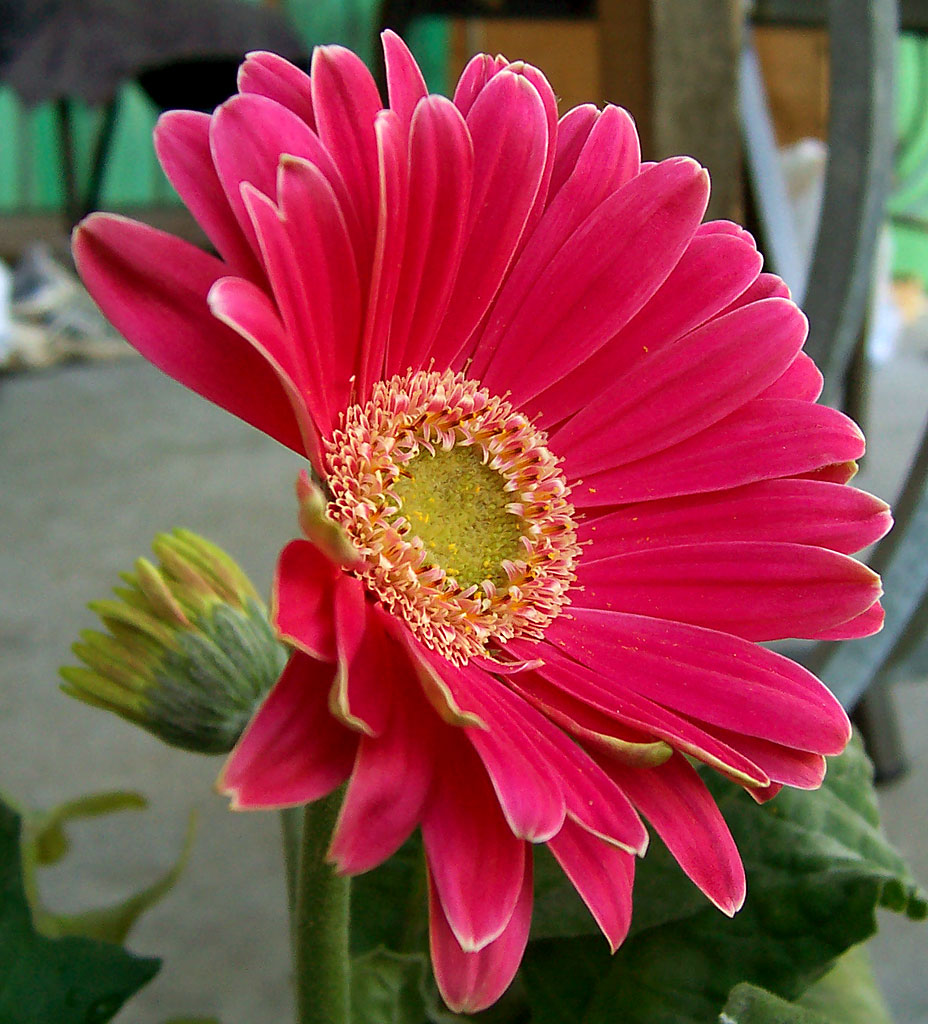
[2,1,927,1022]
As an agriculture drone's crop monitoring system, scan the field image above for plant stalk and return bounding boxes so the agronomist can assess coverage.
[292,790,351,1024]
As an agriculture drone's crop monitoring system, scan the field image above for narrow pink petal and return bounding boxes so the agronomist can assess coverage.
[331,584,396,736]
[239,184,327,429]
[357,110,409,398]
[579,480,892,559]
[429,856,532,1014]
[422,655,566,842]
[556,298,806,474]
[504,61,559,242]
[209,93,340,258]
[528,230,757,425]
[476,158,709,404]
[237,51,316,128]
[276,155,363,419]
[574,399,866,506]
[603,752,746,916]
[452,52,511,116]
[272,540,340,661]
[693,723,828,790]
[328,649,436,874]
[508,646,770,788]
[575,541,883,642]
[382,29,428,124]
[532,230,762,428]
[719,270,791,313]
[428,70,549,369]
[798,461,861,485]
[696,218,757,247]
[73,214,307,454]
[545,609,852,755]
[547,818,635,951]
[465,664,647,852]
[422,732,527,951]
[206,275,323,466]
[547,103,603,202]
[311,45,383,254]
[219,652,356,808]
[153,111,263,282]
[387,95,473,376]
[759,351,824,402]
[808,599,885,639]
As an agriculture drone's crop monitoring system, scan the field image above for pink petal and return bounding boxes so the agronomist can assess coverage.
[808,599,885,639]
[720,270,791,312]
[476,158,710,404]
[153,111,263,282]
[547,818,635,951]
[422,655,566,842]
[603,752,746,915]
[452,52,511,116]
[693,723,828,790]
[272,539,340,661]
[330,584,395,736]
[382,29,428,124]
[760,351,824,402]
[357,110,409,398]
[574,399,866,506]
[328,650,437,873]
[547,103,600,201]
[276,155,364,420]
[209,93,338,258]
[206,275,322,466]
[422,732,527,951]
[386,95,474,376]
[72,214,307,454]
[429,855,532,1014]
[532,230,762,428]
[576,541,883,642]
[545,609,852,755]
[429,70,550,369]
[556,297,807,474]
[219,652,357,808]
[697,218,757,247]
[508,646,770,788]
[311,45,383,255]
[579,480,892,559]
[237,51,316,128]
[504,61,559,242]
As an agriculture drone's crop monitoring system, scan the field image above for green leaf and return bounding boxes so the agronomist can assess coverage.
[0,798,159,1024]
[17,790,196,945]
[351,836,427,956]
[522,736,925,1024]
[796,945,893,1024]
[719,984,833,1023]
[351,948,428,1024]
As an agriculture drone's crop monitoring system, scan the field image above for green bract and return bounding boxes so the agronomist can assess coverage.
[60,529,286,754]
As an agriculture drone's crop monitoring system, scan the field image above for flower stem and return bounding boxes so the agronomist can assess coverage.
[293,790,351,1024]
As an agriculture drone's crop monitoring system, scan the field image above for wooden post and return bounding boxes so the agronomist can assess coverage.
[598,0,743,221]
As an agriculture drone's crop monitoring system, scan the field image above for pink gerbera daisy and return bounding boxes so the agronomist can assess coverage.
[73,34,889,1013]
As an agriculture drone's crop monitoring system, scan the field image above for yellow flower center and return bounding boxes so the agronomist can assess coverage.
[324,369,580,664]
[391,445,525,591]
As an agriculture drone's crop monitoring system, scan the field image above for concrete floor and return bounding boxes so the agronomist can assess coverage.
[1,325,926,1023]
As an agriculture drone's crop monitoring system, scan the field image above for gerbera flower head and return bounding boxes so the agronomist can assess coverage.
[73,33,890,1013]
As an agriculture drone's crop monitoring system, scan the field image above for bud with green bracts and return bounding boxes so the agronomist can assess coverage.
[60,529,286,754]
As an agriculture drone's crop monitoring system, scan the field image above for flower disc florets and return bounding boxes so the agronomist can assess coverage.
[325,370,580,663]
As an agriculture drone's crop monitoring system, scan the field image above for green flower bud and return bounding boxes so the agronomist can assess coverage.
[60,530,286,754]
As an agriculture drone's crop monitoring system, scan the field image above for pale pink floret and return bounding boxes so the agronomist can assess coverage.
[73,32,889,1014]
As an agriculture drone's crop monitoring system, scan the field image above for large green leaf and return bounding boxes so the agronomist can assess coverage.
[0,798,160,1024]
[351,949,429,1024]
[719,983,833,1023]
[521,737,925,1024]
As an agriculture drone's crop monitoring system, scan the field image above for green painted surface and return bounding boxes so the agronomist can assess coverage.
[0,4,448,216]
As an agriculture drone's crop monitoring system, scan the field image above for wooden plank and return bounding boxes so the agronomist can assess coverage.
[650,0,742,221]
[596,0,652,154]
[755,26,829,144]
